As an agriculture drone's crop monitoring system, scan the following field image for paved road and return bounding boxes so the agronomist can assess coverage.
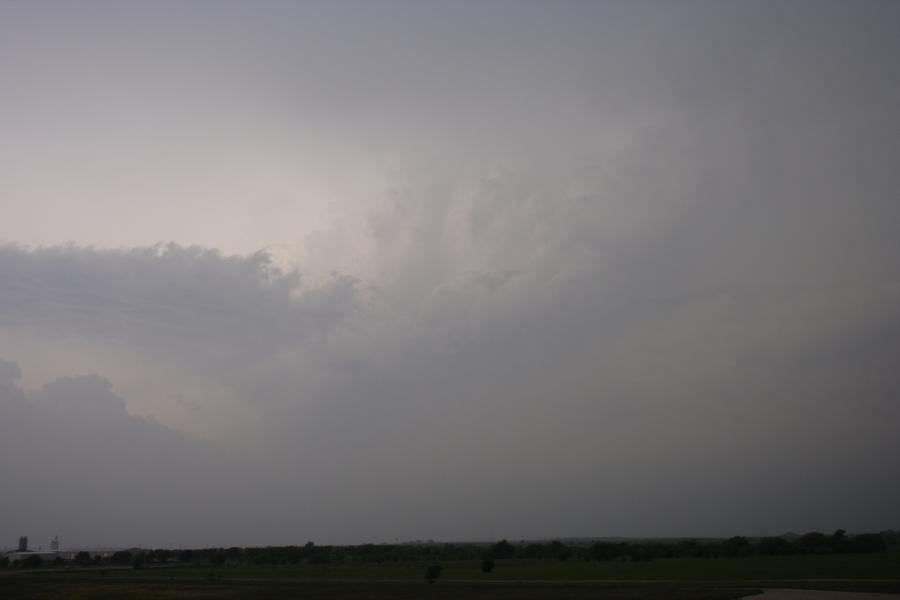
[745,590,900,599]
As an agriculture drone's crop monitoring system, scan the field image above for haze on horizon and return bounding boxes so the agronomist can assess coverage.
[1,0,899,549]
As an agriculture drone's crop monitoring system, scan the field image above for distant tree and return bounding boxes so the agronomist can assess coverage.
[74,551,92,565]
[879,530,900,550]
[210,550,226,566]
[21,554,43,569]
[481,557,495,573]
[149,549,173,563]
[830,529,848,553]
[177,549,194,563]
[425,564,443,583]
[226,547,242,563]
[850,533,886,553]
[588,542,619,561]
[491,539,515,559]
[721,536,750,557]
[755,537,790,555]
[796,532,828,554]
[0,556,9,568]
[110,551,133,565]
[550,540,572,561]
[304,541,329,565]
[132,552,146,569]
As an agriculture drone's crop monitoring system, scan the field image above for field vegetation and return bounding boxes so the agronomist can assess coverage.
[2,531,898,599]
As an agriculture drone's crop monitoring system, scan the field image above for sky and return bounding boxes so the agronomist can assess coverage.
[1,0,899,549]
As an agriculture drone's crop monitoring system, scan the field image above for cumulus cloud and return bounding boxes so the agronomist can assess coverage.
[0,244,358,366]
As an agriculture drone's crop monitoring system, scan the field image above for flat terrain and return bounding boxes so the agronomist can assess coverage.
[1,552,898,599]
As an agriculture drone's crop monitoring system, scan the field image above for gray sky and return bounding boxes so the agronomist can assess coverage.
[1,0,899,549]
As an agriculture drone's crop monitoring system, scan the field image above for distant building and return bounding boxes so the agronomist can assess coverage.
[4,550,63,564]
[3,536,63,565]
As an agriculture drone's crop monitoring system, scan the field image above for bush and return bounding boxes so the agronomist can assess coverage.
[425,564,442,583]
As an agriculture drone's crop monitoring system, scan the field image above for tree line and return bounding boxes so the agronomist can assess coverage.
[1,529,895,570]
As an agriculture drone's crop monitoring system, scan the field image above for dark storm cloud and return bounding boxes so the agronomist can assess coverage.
[0,357,235,548]
[1,0,900,547]
[0,244,359,369]
[2,199,900,545]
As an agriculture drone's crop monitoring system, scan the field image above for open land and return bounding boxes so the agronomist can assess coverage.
[2,552,898,599]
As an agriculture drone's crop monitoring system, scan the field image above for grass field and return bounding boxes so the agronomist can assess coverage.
[41,551,900,581]
[2,552,898,599]
[0,579,764,600]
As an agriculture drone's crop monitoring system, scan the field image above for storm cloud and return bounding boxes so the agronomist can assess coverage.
[1,0,899,548]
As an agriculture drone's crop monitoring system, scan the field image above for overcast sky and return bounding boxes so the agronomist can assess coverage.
[2,0,899,549]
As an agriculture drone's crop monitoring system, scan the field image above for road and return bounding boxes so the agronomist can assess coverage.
[745,591,899,600]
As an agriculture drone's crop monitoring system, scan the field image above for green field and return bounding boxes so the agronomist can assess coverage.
[0,578,769,600]
[43,551,900,581]
[2,552,899,599]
